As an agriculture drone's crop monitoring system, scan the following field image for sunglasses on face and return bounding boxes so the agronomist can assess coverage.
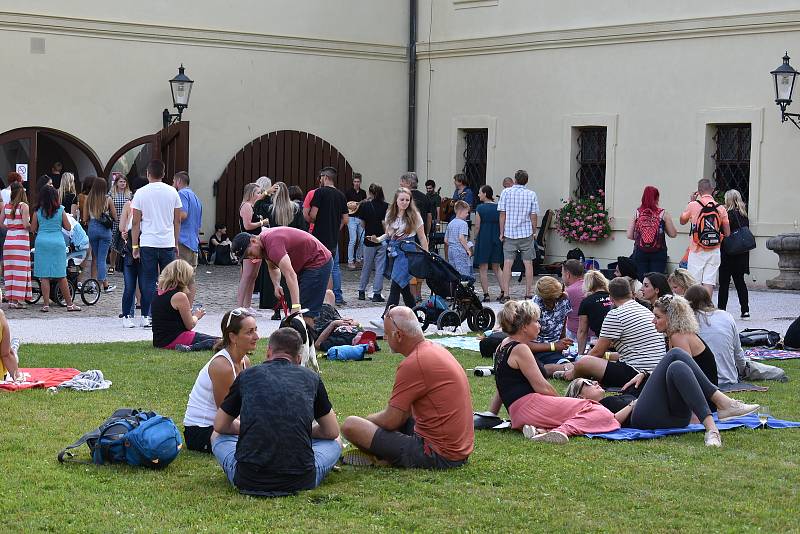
[578,379,598,395]
[385,305,401,334]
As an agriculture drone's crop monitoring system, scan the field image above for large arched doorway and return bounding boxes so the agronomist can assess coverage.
[214,130,355,255]
[0,127,103,203]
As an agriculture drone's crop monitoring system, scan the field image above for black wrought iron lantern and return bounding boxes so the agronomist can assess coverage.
[771,52,800,129]
[163,64,194,129]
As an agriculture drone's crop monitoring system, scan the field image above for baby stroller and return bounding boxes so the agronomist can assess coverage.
[28,247,100,307]
[404,242,496,333]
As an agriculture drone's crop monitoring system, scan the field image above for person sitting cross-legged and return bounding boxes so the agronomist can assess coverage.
[560,277,666,387]
[211,327,342,497]
[341,306,474,468]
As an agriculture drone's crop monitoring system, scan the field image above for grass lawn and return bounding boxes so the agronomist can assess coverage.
[1,340,799,533]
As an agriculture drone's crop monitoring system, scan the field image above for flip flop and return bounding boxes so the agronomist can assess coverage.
[40,305,50,313]
[67,304,82,312]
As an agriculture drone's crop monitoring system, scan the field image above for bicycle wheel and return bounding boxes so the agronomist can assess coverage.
[81,278,101,306]
[26,279,42,304]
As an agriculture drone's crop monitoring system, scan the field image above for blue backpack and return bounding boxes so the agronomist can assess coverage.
[58,408,183,468]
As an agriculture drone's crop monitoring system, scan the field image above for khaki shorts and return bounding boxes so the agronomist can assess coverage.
[503,236,535,261]
[179,244,199,269]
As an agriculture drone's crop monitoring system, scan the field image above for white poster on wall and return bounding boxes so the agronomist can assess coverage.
[16,163,28,182]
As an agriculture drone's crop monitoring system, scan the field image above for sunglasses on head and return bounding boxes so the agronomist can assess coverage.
[225,307,250,329]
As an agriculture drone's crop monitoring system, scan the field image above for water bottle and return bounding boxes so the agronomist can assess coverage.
[473,366,494,377]
[10,337,20,363]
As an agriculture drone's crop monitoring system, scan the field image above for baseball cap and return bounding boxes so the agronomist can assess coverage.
[231,232,255,260]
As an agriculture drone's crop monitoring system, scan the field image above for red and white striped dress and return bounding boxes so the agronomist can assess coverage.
[3,203,32,302]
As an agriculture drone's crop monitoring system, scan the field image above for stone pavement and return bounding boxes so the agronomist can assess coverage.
[7,264,800,344]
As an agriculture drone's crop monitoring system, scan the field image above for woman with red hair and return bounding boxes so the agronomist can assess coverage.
[626,185,677,277]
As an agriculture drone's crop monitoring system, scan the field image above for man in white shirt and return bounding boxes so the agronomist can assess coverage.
[131,160,182,326]
[497,169,539,300]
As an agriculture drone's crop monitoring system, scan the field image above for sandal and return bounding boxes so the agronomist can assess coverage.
[482,293,490,303]
[524,295,533,300]
[499,295,511,303]
[40,305,50,313]
[495,292,505,302]
[9,301,26,309]
[67,304,82,312]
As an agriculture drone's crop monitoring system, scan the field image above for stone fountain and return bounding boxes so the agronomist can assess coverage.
[766,233,800,290]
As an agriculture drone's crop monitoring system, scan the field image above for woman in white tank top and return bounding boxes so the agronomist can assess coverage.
[183,308,259,452]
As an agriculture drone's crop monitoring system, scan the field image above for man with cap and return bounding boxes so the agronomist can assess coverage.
[232,227,332,325]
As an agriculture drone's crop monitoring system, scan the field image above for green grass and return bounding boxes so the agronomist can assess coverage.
[1,341,799,533]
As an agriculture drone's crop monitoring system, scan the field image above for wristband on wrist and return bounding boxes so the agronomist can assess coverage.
[550,342,556,352]
[132,245,139,249]
[291,303,301,310]
[604,351,611,360]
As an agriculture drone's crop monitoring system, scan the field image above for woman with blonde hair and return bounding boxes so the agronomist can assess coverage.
[367,187,428,314]
[719,189,751,319]
[3,181,32,307]
[652,294,718,385]
[667,268,697,296]
[86,176,117,292]
[489,300,621,444]
[151,259,220,352]
[236,182,268,312]
[108,172,132,274]
[267,182,304,229]
[58,172,78,217]
[576,270,612,354]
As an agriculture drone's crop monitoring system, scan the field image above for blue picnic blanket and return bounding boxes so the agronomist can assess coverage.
[433,336,481,352]
[584,414,800,440]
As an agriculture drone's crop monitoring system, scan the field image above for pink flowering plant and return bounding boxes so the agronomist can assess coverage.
[555,189,612,243]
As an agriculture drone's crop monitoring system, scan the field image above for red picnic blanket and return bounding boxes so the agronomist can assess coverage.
[0,368,80,392]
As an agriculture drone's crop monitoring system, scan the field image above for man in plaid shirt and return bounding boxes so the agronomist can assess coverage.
[497,169,539,300]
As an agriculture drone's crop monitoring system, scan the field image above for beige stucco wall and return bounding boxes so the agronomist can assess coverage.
[0,2,409,235]
[415,2,800,282]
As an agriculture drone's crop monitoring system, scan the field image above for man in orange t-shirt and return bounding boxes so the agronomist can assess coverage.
[341,306,474,468]
[679,178,730,296]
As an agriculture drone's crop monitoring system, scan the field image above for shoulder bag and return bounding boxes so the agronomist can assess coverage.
[721,210,756,256]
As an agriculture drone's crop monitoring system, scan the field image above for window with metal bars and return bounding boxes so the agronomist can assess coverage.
[462,129,487,193]
[712,125,751,204]
[575,127,606,198]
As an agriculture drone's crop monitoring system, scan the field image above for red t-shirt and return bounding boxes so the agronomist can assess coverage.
[303,189,316,233]
[260,227,331,272]
[389,341,474,461]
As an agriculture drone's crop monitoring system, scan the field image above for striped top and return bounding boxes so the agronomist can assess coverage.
[3,203,32,301]
[599,299,666,372]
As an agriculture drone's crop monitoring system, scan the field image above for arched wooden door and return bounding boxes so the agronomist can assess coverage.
[214,130,354,252]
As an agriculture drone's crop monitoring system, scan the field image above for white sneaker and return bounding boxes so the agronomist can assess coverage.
[103,285,116,293]
[121,316,135,328]
[717,400,760,421]
[245,307,265,317]
[531,430,569,444]
[140,316,152,328]
[522,424,539,439]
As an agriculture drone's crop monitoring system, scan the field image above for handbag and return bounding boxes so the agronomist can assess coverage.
[739,328,781,348]
[98,211,114,229]
[721,211,755,256]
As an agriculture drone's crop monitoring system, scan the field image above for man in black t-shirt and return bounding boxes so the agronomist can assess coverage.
[211,328,341,496]
[309,167,348,305]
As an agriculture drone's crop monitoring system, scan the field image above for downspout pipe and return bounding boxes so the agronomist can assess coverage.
[407,0,418,172]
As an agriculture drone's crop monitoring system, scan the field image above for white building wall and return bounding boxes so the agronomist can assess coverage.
[416,2,800,281]
[0,2,409,235]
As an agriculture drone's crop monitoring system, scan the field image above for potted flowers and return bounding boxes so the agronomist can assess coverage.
[555,190,612,243]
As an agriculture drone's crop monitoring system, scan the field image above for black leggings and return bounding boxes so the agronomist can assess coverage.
[718,261,749,313]
[180,332,219,352]
[383,281,415,316]
[630,349,719,429]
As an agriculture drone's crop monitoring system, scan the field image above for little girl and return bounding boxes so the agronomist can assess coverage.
[445,200,473,278]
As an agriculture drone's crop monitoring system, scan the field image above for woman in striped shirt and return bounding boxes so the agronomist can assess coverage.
[2,182,32,307]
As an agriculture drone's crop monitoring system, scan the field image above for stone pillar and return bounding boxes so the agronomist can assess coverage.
[766,233,800,290]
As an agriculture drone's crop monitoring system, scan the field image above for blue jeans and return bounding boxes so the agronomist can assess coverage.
[359,243,386,294]
[330,247,343,302]
[347,217,365,263]
[299,258,333,318]
[87,220,112,283]
[632,248,668,279]
[122,256,141,317]
[212,434,341,490]
[140,246,176,317]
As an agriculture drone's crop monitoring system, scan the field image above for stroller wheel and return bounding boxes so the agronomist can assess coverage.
[412,304,431,331]
[81,279,101,306]
[26,279,42,305]
[467,307,496,332]
[436,310,462,333]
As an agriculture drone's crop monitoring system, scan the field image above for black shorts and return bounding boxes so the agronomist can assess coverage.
[601,361,640,388]
[369,421,467,470]
[183,425,213,453]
